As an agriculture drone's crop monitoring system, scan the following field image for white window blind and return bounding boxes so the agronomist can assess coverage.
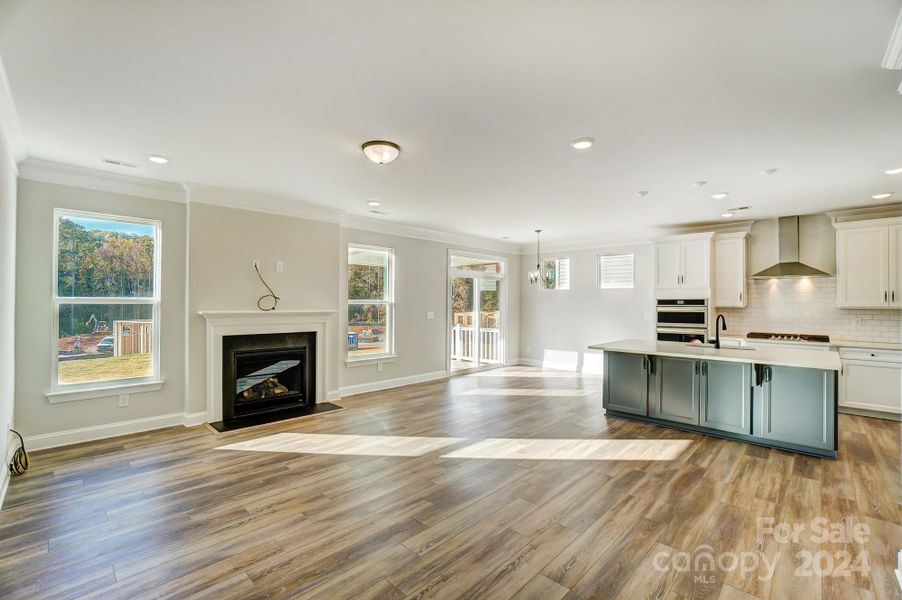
[599,254,634,289]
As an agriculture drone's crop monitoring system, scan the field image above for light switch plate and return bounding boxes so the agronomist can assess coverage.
[426,311,435,320]
[118,394,130,407]
[276,261,284,272]
[377,363,384,372]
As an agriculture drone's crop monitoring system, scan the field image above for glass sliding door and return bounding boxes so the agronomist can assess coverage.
[449,254,504,372]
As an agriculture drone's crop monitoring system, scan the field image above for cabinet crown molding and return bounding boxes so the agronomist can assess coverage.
[832,216,902,231]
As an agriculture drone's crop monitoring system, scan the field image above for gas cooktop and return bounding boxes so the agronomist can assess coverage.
[746,332,830,343]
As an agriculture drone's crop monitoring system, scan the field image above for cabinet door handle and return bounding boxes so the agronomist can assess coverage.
[701,362,707,376]
[739,292,742,303]
[893,291,896,302]
[885,291,888,302]
[765,366,772,382]
[694,361,699,375]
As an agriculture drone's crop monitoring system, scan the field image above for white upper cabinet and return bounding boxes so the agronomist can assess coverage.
[655,242,681,288]
[714,234,748,308]
[654,234,713,295]
[834,218,901,309]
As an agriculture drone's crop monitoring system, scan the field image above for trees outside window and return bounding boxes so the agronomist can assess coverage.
[347,245,394,360]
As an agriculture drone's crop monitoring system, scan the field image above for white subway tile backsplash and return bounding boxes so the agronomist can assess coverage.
[718,277,901,344]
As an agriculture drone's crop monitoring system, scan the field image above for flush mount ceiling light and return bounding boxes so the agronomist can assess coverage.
[361,141,400,164]
[636,190,650,197]
[692,181,708,188]
[148,155,169,164]
[885,167,902,175]
[710,192,730,200]
[762,168,779,176]
[570,137,594,150]
[872,192,894,199]
[367,200,381,207]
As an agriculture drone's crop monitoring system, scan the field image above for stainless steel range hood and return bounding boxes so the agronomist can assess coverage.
[751,216,831,279]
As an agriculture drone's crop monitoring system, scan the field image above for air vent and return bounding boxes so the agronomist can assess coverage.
[101,157,139,168]
[369,209,387,215]
[727,206,751,212]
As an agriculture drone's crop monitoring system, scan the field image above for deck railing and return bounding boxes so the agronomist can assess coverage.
[451,325,501,364]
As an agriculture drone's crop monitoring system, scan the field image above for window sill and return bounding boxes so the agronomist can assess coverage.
[46,380,165,404]
[345,354,398,367]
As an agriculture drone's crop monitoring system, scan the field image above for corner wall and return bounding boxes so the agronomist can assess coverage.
[0,118,17,503]
[519,243,654,372]
[339,228,521,395]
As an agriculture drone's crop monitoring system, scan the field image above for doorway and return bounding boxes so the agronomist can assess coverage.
[448,254,504,372]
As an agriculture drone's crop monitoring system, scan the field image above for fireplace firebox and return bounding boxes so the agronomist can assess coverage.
[222,332,316,424]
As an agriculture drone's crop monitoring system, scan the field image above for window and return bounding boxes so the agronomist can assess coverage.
[53,210,161,390]
[542,258,570,290]
[347,244,394,360]
[598,253,634,289]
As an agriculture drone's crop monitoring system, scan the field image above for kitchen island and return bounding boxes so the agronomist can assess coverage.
[588,339,841,458]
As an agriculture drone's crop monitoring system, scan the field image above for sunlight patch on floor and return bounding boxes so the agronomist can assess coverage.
[457,388,597,397]
[441,438,693,461]
[216,432,466,457]
[217,433,692,461]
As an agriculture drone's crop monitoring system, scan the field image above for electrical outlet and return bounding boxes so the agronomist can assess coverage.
[118,394,130,407]
[275,261,284,272]
[853,317,863,328]
[426,311,435,320]
[377,363,384,372]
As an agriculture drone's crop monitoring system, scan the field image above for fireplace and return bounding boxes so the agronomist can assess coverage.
[222,331,315,424]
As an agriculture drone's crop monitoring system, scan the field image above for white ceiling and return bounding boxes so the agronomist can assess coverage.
[1,0,900,246]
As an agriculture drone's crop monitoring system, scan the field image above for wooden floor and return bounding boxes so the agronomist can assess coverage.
[1,366,900,600]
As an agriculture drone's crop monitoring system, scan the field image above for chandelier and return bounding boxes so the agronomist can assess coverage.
[527,229,551,286]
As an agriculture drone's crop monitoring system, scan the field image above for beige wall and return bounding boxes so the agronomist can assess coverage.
[14,180,187,436]
[0,128,16,485]
[519,243,655,371]
[186,202,341,413]
[339,228,521,392]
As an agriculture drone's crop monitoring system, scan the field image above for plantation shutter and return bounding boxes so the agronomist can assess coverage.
[599,254,634,289]
[557,259,570,290]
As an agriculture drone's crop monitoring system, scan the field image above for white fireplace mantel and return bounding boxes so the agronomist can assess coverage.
[198,309,337,423]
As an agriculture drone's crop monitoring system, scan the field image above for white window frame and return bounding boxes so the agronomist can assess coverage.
[346,243,395,364]
[541,257,570,290]
[48,209,163,402]
[447,250,507,371]
[598,252,635,289]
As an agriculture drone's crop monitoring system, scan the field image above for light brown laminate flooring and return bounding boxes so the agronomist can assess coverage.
[1,366,900,600]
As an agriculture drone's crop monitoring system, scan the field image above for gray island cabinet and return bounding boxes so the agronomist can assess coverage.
[593,340,839,458]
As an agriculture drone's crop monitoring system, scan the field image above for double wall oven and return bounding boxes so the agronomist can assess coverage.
[656,299,708,343]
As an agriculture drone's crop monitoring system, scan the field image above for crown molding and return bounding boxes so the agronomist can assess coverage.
[882,8,902,70]
[341,214,521,254]
[516,233,654,255]
[0,54,26,168]
[185,183,342,224]
[658,219,754,236]
[18,157,186,203]
[827,203,902,224]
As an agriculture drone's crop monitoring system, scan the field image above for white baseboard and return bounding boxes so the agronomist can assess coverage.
[183,411,210,427]
[326,390,341,402]
[25,412,203,451]
[338,370,449,398]
[516,358,542,367]
[0,438,12,510]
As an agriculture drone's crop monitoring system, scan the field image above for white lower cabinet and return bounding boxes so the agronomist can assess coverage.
[838,348,902,416]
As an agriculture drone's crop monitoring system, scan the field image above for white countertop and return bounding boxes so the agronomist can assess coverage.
[588,339,842,371]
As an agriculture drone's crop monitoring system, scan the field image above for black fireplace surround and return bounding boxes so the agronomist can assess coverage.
[222,331,316,424]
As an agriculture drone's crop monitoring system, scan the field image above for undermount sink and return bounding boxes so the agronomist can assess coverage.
[683,343,757,351]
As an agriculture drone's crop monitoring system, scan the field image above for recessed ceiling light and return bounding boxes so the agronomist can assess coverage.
[636,190,649,197]
[885,167,902,175]
[762,168,779,176]
[710,192,730,200]
[570,137,594,150]
[693,180,708,188]
[148,155,169,164]
[367,200,381,207]
[362,141,400,164]
[872,192,894,199]
[721,212,735,218]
